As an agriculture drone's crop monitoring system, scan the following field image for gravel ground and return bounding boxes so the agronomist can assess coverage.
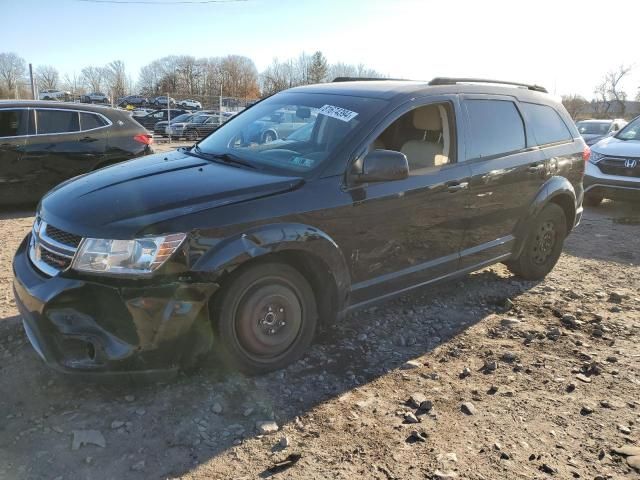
[0,200,638,480]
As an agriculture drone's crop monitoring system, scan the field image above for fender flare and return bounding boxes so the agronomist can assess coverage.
[192,222,351,302]
[512,176,577,258]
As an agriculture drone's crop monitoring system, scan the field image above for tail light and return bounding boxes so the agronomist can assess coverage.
[134,133,153,145]
[582,145,591,163]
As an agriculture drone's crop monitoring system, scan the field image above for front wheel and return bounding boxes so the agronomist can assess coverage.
[213,262,317,374]
[506,203,567,280]
[186,129,197,141]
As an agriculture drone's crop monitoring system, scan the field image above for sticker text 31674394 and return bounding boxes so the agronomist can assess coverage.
[318,105,359,122]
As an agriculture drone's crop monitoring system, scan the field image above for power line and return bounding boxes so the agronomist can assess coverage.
[75,0,247,4]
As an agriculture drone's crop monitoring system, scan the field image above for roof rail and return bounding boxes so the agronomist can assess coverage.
[428,77,548,93]
[332,77,408,82]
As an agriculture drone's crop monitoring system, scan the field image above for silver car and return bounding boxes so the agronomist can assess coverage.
[576,119,626,146]
[584,115,640,206]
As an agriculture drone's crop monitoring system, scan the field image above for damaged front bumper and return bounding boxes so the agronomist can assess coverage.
[12,235,218,378]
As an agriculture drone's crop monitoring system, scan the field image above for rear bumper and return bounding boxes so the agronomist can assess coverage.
[12,235,217,378]
[585,162,640,201]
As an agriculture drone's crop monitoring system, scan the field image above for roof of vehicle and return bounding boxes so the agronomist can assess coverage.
[0,100,122,114]
[287,79,557,104]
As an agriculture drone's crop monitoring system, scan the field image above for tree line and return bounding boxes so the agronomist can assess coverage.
[0,51,385,104]
[562,65,639,120]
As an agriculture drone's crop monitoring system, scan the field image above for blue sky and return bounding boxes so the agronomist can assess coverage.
[2,0,640,98]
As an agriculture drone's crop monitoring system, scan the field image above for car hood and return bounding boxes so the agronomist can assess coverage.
[40,150,304,238]
[592,135,640,156]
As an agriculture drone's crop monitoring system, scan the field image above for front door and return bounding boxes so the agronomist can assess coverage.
[342,98,472,305]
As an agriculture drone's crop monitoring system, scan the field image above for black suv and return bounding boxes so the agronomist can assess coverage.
[12,78,586,377]
[0,101,153,205]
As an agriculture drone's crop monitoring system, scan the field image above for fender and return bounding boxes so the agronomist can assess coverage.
[192,222,351,300]
[512,176,577,258]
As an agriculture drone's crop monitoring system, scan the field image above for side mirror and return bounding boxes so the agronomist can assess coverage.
[354,149,409,183]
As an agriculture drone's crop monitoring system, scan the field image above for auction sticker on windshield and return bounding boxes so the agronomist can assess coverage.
[318,105,358,122]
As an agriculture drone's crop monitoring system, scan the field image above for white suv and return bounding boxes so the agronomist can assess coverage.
[178,99,202,110]
[39,89,70,101]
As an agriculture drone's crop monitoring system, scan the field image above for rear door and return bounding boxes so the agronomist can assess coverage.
[459,96,546,268]
[0,108,31,205]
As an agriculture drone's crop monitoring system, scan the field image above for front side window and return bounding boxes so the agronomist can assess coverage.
[197,92,386,174]
[616,117,640,141]
[464,99,525,159]
[368,102,454,174]
[522,103,572,145]
[36,109,80,134]
[0,109,27,137]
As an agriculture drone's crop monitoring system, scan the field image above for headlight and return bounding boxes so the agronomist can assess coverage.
[72,234,186,275]
[590,151,605,164]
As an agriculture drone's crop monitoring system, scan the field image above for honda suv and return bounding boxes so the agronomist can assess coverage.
[13,78,586,378]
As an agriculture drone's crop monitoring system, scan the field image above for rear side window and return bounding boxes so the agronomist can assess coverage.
[464,99,525,159]
[80,112,107,131]
[521,103,572,145]
[36,110,80,134]
[0,109,27,137]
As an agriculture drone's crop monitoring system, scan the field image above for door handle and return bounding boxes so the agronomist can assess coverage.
[447,181,469,193]
[527,164,545,173]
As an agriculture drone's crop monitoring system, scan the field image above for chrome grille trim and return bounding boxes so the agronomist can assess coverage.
[28,218,82,276]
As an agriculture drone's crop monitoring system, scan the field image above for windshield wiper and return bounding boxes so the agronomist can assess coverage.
[191,145,256,169]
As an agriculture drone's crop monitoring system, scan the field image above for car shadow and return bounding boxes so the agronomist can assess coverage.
[564,200,639,265]
[0,267,540,479]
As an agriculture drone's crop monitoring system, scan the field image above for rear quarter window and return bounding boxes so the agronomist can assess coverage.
[464,99,525,159]
[80,112,107,131]
[521,103,572,146]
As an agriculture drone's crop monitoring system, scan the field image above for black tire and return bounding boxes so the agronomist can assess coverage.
[506,203,567,281]
[186,129,197,141]
[212,262,317,374]
[103,98,109,104]
[583,192,603,207]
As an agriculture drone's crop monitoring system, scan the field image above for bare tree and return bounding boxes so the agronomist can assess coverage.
[0,52,27,97]
[592,65,632,118]
[61,72,83,96]
[105,60,127,99]
[81,66,106,93]
[260,58,293,96]
[221,55,259,99]
[562,94,589,120]
[35,65,59,91]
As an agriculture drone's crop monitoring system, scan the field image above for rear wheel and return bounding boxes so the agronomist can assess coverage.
[213,262,317,374]
[506,203,567,280]
[583,192,603,207]
[186,129,197,141]
[262,131,277,143]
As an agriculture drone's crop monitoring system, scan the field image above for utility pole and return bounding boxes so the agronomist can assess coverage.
[29,63,36,100]
[167,92,171,144]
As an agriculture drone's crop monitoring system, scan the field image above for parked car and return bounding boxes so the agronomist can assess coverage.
[584,115,640,206]
[152,96,176,107]
[244,109,314,144]
[81,92,111,104]
[174,114,222,140]
[12,78,586,377]
[153,113,196,137]
[118,95,149,107]
[576,119,627,146]
[136,108,190,130]
[0,100,152,205]
[131,108,154,117]
[39,89,71,101]
[178,99,202,110]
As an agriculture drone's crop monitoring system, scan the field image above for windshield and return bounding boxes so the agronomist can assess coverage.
[576,121,610,135]
[616,117,640,140]
[192,115,211,124]
[196,92,386,174]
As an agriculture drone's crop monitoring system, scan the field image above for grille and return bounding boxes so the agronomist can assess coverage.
[29,219,82,276]
[40,248,73,270]
[45,224,82,248]
[598,157,640,178]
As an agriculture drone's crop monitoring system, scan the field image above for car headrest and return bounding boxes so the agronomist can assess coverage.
[413,106,441,131]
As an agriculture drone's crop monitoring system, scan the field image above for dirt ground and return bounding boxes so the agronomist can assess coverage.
[0,200,638,480]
